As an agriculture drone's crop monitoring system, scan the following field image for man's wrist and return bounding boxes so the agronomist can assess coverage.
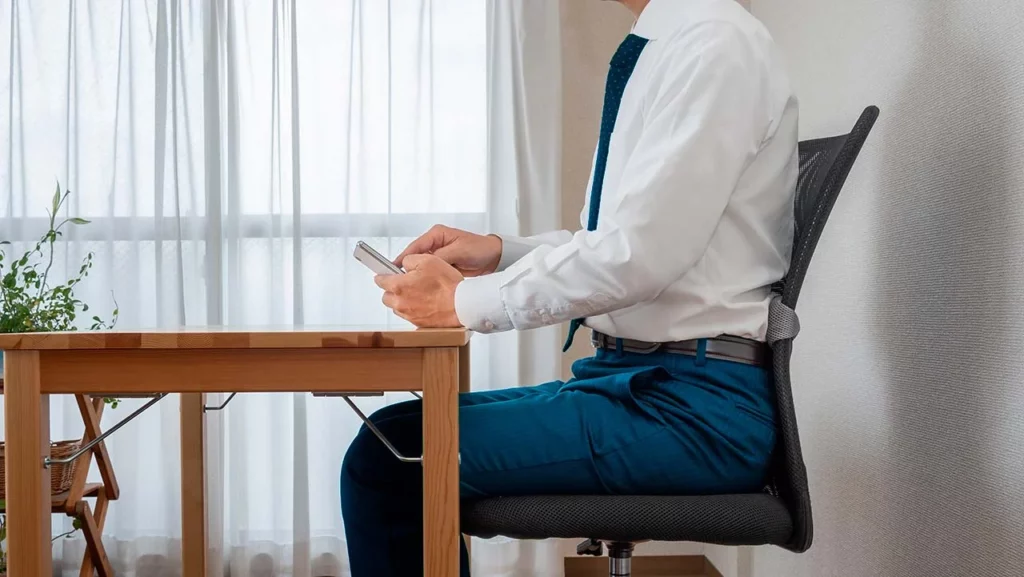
[454,274,514,333]
[485,234,503,274]
[494,235,540,271]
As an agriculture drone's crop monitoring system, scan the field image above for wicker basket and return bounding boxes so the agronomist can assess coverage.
[0,439,81,499]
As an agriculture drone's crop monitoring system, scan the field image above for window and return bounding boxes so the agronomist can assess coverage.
[2,0,487,327]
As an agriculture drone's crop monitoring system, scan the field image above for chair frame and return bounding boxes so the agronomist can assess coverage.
[770,106,879,552]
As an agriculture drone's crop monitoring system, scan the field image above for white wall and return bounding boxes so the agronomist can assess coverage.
[738,0,1024,576]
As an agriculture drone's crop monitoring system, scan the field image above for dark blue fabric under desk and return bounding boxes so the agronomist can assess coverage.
[340,347,776,576]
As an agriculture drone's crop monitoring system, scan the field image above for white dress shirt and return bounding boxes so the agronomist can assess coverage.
[455,0,799,343]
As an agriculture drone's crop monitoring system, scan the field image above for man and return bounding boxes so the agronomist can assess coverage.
[340,0,798,574]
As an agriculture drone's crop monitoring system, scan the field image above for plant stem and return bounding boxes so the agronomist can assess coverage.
[35,202,62,305]
[51,529,77,542]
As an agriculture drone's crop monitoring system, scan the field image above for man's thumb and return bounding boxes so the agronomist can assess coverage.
[432,243,465,265]
[402,253,430,270]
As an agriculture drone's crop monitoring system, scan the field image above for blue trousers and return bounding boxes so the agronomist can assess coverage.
[340,347,776,577]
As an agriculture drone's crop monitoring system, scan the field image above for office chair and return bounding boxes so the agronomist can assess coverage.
[462,106,880,577]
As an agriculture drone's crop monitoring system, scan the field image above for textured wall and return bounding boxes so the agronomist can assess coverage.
[743,0,1024,576]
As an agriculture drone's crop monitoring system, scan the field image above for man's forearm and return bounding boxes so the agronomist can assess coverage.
[495,230,574,271]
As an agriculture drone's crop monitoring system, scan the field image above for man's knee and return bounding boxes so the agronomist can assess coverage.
[343,419,390,482]
[358,398,422,435]
[342,402,423,484]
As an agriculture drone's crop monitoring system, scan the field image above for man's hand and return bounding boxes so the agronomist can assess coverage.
[375,254,465,328]
[395,225,502,277]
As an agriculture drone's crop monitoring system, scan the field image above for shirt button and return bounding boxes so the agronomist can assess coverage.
[484,320,496,331]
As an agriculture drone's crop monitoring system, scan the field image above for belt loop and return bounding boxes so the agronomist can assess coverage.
[615,337,624,355]
[695,338,708,367]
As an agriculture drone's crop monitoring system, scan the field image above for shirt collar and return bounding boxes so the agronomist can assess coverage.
[631,0,694,40]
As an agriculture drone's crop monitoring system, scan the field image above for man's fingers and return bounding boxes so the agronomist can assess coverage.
[394,241,429,266]
[399,253,432,270]
[382,292,417,323]
[395,227,447,265]
[374,274,402,292]
[432,244,466,266]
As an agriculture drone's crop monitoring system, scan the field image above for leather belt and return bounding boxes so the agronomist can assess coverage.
[591,331,769,367]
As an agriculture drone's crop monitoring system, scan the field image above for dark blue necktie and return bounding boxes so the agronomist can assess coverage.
[563,34,649,352]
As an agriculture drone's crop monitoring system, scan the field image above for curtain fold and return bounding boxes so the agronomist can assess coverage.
[2,1,562,575]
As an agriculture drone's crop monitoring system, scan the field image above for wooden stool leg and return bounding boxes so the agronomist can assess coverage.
[76,500,113,577]
[77,395,121,500]
[79,491,110,577]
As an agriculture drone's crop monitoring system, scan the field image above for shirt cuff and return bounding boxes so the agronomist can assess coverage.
[454,273,514,334]
[496,235,541,271]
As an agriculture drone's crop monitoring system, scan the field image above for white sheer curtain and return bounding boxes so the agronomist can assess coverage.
[1,0,563,575]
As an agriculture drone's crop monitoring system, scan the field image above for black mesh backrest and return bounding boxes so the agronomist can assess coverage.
[769,106,879,552]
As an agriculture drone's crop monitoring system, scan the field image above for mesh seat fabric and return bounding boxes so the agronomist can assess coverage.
[462,494,792,546]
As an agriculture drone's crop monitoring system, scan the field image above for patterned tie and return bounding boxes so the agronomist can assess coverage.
[563,33,649,352]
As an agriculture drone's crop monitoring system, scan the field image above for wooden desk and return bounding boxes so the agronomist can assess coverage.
[0,326,470,577]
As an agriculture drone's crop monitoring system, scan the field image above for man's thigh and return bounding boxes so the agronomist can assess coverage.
[367,380,565,426]
[356,381,655,498]
[458,387,656,499]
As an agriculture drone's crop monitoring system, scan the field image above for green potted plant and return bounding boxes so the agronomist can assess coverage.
[0,183,118,377]
[0,184,119,575]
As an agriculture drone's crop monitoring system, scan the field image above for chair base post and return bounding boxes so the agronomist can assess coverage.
[608,542,634,577]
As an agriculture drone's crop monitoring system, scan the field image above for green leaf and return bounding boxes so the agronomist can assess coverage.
[69,218,91,225]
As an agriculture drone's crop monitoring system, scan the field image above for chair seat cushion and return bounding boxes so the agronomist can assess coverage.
[462,493,793,546]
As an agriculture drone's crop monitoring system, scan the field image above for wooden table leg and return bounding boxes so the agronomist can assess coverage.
[181,393,208,576]
[458,343,471,561]
[4,351,53,575]
[422,348,460,577]
[458,343,471,394]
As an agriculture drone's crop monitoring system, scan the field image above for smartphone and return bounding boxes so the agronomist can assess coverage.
[354,241,404,275]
